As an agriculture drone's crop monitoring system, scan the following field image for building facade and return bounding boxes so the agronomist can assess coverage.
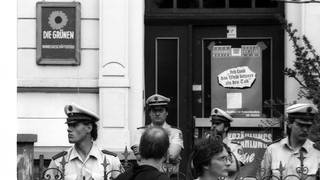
[17,0,320,177]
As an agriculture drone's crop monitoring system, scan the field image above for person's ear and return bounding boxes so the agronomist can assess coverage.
[203,165,209,170]
[86,123,93,133]
[224,125,229,132]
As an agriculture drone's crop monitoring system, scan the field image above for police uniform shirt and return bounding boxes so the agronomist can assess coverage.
[132,122,183,173]
[48,143,122,180]
[223,137,245,166]
[133,122,184,149]
[260,137,320,180]
[223,137,245,180]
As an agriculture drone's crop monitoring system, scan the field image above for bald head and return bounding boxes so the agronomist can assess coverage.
[139,126,169,160]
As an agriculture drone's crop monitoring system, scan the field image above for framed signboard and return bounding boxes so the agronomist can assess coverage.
[36,2,81,65]
[210,43,265,118]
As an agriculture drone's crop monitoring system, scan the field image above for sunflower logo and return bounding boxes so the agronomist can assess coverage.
[48,11,68,30]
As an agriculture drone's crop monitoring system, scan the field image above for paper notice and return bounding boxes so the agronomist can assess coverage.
[227,93,242,109]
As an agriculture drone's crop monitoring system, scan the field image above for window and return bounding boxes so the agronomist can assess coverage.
[147,0,278,9]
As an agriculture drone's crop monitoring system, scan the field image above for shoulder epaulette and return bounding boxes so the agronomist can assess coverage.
[137,126,147,130]
[231,140,241,146]
[102,149,117,157]
[313,142,320,151]
[170,126,181,131]
[52,151,67,160]
[268,138,282,146]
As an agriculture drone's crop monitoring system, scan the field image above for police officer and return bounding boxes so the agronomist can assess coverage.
[207,108,245,180]
[47,103,122,180]
[259,103,320,180]
[131,94,184,173]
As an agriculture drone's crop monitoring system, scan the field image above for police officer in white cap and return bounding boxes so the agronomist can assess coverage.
[47,103,122,180]
[259,103,320,180]
[207,107,245,180]
[131,94,184,173]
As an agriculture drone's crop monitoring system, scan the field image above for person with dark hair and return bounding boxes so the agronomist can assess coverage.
[131,94,184,173]
[191,137,231,180]
[206,108,244,180]
[115,127,170,180]
[47,103,122,180]
[259,103,320,180]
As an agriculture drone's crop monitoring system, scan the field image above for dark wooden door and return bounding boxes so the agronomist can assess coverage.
[145,25,193,176]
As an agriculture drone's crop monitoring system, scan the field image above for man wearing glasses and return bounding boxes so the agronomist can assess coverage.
[207,107,245,180]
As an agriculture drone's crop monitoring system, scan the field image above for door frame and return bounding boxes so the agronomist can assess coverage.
[145,19,284,179]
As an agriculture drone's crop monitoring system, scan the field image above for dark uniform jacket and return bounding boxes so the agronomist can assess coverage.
[114,165,169,180]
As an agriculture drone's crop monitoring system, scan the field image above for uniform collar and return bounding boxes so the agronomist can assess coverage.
[223,137,230,145]
[150,122,170,129]
[281,137,314,153]
[162,122,171,129]
[70,142,100,161]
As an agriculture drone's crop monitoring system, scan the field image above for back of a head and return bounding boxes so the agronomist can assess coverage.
[191,136,225,178]
[139,126,169,160]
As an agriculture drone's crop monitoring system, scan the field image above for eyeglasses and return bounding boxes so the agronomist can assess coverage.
[217,154,233,163]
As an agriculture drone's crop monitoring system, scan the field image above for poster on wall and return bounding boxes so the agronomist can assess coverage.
[36,2,81,65]
[228,130,272,178]
[210,44,264,118]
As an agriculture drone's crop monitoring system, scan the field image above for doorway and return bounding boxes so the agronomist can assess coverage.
[145,23,284,178]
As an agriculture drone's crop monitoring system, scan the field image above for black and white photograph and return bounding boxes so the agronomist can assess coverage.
[14,0,320,180]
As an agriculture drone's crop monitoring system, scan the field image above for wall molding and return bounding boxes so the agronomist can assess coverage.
[17,87,99,93]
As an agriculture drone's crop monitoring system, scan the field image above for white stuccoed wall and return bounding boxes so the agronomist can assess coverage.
[285,3,320,106]
[17,0,101,151]
[97,0,144,151]
[17,0,145,154]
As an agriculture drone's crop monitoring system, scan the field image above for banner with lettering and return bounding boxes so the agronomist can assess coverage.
[210,45,263,118]
[228,130,272,178]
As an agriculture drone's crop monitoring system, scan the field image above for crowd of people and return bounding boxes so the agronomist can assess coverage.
[47,93,320,180]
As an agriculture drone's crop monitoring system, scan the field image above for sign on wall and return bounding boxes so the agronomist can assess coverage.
[228,130,272,178]
[211,44,264,118]
[227,25,237,38]
[36,2,81,65]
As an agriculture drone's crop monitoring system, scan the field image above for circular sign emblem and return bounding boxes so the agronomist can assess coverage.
[48,11,68,30]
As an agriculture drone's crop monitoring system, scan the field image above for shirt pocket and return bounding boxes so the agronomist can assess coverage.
[91,172,104,180]
[91,166,106,180]
[270,160,285,177]
[64,174,77,180]
[303,158,319,175]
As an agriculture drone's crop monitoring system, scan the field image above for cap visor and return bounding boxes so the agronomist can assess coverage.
[211,116,230,123]
[65,121,77,124]
[294,119,313,125]
[149,103,168,106]
[65,119,92,124]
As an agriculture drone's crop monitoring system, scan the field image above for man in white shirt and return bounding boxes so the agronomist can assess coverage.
[259,103,320,180]
[131,94,184,173]
[47,103,122,180]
